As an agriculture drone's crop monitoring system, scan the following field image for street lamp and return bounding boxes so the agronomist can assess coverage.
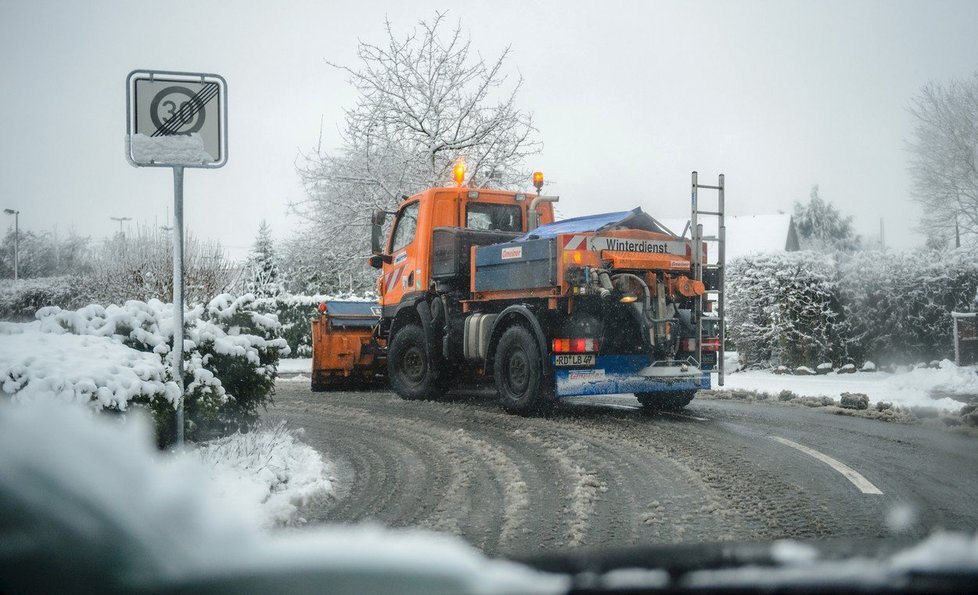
[110,216,132,236]
[3,208,18,281]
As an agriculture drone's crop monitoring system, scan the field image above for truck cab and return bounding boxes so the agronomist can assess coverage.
[370,187,555,309]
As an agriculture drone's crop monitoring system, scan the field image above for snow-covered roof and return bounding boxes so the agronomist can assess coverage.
[657,213,799,262]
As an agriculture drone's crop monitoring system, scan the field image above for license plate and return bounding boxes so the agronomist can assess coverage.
[555,354,596,367]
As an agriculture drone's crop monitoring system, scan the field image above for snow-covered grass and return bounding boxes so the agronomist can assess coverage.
[722,353,977,412]
[190,422,334,529]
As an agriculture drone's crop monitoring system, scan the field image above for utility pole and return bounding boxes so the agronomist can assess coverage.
[3,209,19,281]
[110,216,132,236]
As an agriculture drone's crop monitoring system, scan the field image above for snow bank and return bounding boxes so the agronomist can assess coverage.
[190,423,334,529]
[0,326,178,409]
[278,357,313,374]
[723,359,977,411]
[0,401,567,594]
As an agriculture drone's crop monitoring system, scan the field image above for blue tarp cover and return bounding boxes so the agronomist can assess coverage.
[516,207,670,241]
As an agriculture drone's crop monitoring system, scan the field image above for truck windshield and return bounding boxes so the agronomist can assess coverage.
[466,203,522,232]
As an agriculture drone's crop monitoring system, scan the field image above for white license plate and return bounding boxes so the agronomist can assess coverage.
[555,354,596,367]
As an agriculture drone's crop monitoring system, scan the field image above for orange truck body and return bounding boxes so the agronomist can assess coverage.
[311,177,724,412]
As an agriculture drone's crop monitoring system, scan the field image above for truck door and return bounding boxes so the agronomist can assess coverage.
[382,200,421,306]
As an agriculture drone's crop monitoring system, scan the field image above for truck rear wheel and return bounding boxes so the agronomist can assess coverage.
[636,391,695,412]
[494,325,548,414]
[389,324,441,401]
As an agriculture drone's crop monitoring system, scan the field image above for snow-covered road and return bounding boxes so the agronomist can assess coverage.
[267,384,978,557]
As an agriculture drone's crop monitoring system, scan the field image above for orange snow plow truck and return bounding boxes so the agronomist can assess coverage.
[311,169,726,413]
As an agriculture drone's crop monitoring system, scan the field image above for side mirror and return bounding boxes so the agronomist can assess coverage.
[368,254,391,269]
[370,209,386,255]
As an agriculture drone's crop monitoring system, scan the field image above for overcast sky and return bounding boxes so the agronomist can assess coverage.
[2,0,978,259]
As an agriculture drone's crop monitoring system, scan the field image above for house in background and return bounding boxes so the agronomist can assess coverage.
[658,213,800,263]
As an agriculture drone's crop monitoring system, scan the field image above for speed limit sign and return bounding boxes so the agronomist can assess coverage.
[126,70,227,168]
[124,69,228,447]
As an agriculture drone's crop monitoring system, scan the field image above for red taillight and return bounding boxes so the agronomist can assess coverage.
[702,338,721,351]
[682,338,697,352]
[552,338,599,353]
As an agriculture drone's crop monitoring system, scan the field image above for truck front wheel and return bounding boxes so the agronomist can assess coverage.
[636,391,695,412]
[494,325,548,414]
[389,324,441,400]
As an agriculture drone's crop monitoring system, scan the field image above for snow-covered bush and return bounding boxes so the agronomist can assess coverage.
[0,328,178,410]
[0,276,88,321]
[727,252,853,367]
[86,226,234,307]
[840,249,978,366]
[26,294,289,445]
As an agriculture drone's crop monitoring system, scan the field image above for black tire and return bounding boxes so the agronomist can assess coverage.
[636,391,695,412]
[494,325,548,414]
[388,324,441,400]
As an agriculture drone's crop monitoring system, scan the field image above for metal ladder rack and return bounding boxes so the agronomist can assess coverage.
[690,171,726,386]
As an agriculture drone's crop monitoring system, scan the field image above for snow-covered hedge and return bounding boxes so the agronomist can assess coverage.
[839,250,978,365]
[727,249,978,368]
[1,294,289,445]
[0,276,88,321]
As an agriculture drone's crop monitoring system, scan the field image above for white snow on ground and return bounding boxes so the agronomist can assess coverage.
[190,423,334,529]
[721,354,977,412]
[0,402,568,594]
[278,357,313,374]
[0,324,178,409]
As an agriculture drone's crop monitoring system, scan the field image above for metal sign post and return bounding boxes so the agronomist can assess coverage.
[126,70,227,448]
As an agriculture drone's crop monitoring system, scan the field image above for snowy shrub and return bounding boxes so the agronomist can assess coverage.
[0,276,88,321]
[0,328,178,410]
[727,252,854,367]
[86,226,234,307]
[726,247,978,368]
[29,294,289,445]
[839,249,978,365]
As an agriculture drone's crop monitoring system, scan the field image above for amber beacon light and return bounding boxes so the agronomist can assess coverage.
[532,171,544,192]
[453,160,466,186]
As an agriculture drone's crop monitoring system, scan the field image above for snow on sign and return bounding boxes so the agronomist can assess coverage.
[126,70,227,168]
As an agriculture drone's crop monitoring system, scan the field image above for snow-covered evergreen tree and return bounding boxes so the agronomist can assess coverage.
[244,220,283,298]
[793,186,860,251]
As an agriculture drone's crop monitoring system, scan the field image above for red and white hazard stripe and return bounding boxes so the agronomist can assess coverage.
[562,234,588,250]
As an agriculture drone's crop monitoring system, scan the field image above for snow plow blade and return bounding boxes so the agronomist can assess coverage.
[310,301,385,390]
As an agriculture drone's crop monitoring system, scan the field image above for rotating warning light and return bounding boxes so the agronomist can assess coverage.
[453,160,466,186]
[532,171,544,191]
[318,303,328,313]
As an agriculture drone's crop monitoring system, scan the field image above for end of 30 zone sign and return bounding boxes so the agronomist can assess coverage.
[126,70,227,168]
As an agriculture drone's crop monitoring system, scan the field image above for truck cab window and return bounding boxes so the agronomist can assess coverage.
[466,203,522,232]
[390,202,420,252]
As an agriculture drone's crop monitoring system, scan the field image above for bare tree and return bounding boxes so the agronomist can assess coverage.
[908,72,978,246]
[88,225,234,305]
[291,13,540,293]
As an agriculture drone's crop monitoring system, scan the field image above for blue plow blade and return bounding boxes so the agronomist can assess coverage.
[553,355,711,398]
